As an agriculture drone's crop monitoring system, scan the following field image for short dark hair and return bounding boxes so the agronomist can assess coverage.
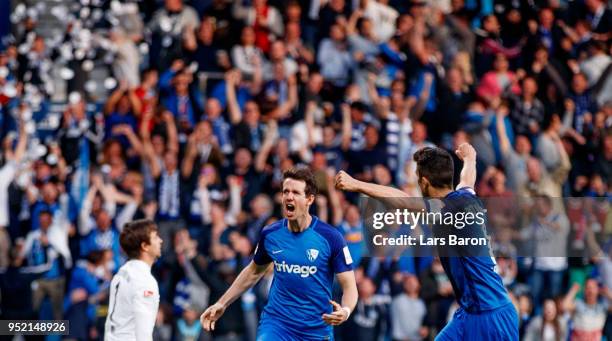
[282,167,318,197]
[413,147,454,189]
[120,219,158,259]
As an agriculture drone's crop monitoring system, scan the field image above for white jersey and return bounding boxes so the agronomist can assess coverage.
[104,260,159,341]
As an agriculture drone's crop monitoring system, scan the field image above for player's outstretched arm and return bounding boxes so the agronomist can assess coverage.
[334,171,426,211]
[455,143,477,190]
[323,271,358,326]
[200,260,271,331]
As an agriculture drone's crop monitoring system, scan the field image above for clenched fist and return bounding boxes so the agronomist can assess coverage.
[335,171,360,192]
[455,143,476,163]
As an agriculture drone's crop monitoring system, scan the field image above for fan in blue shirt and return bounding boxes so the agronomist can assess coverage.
[336,144,518,340]
[200,168,358,340]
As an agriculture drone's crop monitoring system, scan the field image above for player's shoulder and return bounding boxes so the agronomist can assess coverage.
[439,187,480,211]
[444,187,479,203]
[262,219,284,233]
[452,186,477,198]
[121,260,153,277]
[122,261,158,290]
[312,217,345,249]
[259,219,284,239]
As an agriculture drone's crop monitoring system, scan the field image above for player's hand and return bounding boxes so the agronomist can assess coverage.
[322,300,349,326]
[200,302,226,331]
[335,171,359,192]
[455,143,476,163]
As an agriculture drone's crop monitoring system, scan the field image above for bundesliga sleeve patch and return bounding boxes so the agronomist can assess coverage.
[343,246,353,265]
[144,290,154,297]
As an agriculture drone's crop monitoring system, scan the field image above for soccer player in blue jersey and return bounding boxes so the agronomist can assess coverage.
[335,143,519,340]
[200,167,358,340]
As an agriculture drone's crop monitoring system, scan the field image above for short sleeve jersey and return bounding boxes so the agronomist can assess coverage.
[253,216,353,338]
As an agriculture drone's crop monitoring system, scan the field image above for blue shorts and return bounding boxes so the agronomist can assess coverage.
[256,317,333,341]
[436,302,519,341]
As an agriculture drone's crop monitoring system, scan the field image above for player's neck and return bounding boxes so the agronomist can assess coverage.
[427,187,453,198]
[138,253,155,268]
[287,214,312,233]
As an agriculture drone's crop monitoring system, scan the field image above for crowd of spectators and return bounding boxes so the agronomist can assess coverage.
[0,0,611,340]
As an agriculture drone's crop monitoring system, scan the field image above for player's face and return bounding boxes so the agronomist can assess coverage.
[281,178,314,221]
[146,230,163,259]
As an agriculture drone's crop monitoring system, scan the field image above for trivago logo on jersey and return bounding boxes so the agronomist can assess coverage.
[274,260,317,278]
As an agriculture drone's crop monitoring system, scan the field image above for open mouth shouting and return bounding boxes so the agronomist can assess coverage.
[285,203,296,218]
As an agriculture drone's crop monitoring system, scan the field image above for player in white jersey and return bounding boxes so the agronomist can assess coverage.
[104,219,163,341]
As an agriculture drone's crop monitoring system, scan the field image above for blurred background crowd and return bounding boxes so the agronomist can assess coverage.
[0,0,611,340]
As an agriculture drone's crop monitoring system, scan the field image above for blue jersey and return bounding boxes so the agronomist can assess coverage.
[426,187,511,313]
[253,216,353,339]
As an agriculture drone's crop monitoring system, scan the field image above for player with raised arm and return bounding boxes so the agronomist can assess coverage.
[335,144,518,340]
[104,219,163,341]
[200,167,358,340]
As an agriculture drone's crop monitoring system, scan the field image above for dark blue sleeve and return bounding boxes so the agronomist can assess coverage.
[456,187,477,197]
[253,227,273,265]
[316,225,353,273]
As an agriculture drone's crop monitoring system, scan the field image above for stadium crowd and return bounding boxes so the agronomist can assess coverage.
[0,0,611,340]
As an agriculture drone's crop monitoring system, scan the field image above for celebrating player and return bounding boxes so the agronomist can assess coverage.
[335,144,519,340]
[200,167,358,340]
[104,219,163,341]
